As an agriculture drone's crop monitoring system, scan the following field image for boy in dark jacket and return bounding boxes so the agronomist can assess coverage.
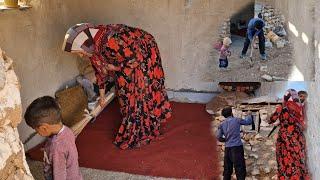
[216,106,252,180]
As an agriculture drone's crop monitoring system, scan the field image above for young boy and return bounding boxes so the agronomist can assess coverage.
[298,90,308,104]
[298,90,308,117]
[24,96,83,180]
[219,37,232,70]
[216,106,252,180]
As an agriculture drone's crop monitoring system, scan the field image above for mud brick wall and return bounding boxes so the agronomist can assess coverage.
[0,49,33,180]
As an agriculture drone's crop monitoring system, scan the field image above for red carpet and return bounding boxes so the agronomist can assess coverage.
[27,101,221,179]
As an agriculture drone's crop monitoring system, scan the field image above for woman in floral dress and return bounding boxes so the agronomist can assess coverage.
[62,23,172,149]
[269,89,309,179]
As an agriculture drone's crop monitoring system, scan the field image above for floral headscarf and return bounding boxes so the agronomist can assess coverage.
[283,89,300,103]
[62,23,98,54]
[283,89,304,127]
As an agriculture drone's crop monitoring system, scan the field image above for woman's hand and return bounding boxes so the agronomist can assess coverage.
[98,88,106,107]
[99,97,106,107]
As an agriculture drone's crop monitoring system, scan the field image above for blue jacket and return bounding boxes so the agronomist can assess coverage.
[247,18,265,41]
[216,116,252,147]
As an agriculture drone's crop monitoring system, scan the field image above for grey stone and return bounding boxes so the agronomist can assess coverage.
[260,65,268,72]
[249,140,258,146]
[265,140,274,146]
[272,76,286,81]
[251,167,260,175]
[249,153,259,159]
[263,165,271,174]
[265,41,273,48]
[261,74,273,82]
[276,40,286,48]
[244,145,252,151]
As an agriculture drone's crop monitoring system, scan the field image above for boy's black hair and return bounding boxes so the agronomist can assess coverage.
[24,96,62,128]
[254,20,264,30]
[298,90,308,96]
[222,106,233,118]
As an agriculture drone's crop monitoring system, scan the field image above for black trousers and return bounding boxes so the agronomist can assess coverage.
[223,145,246,180]
[241,30,265,55]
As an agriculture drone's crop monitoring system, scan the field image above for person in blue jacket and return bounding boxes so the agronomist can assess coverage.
[240,17,267,60]
[216,106,252,180]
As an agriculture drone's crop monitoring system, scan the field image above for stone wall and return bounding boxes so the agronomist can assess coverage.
[305,0,320,178]
[0,49,33,179]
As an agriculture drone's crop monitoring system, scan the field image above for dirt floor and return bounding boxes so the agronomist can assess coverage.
[206,35,293,82]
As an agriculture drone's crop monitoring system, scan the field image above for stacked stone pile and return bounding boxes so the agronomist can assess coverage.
[0,49,34,179]
[256,4,288,49]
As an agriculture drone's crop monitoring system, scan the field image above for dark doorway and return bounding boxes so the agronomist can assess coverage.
[230,2,255,38]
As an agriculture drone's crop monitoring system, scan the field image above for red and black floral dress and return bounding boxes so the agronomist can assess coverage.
[269,101,309,179]
[89,24,172,149]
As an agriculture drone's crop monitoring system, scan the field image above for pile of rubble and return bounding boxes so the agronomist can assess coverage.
[255,4,288,49]
[211,102,280,179]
